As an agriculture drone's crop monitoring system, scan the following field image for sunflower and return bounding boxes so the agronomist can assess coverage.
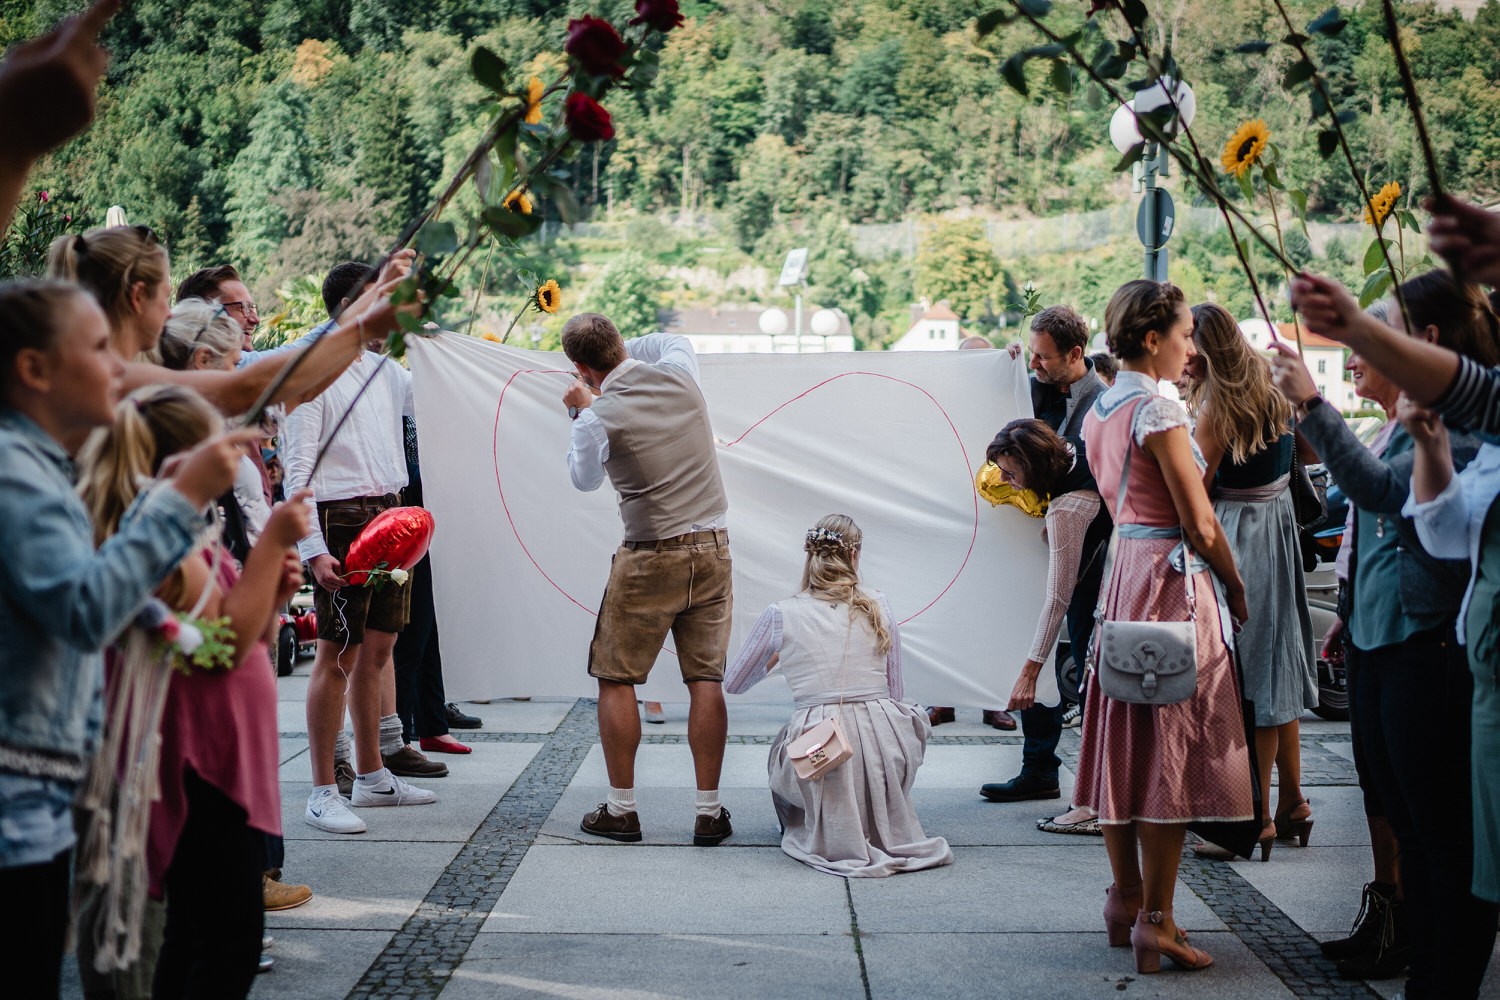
[503,188,533,215]
[524,76,545,125]
[1221,119,1270,177]
[1363,180,1401,229]
[535,279,561,314]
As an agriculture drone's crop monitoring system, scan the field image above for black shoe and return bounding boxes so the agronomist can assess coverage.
[980,774,1061,802]
[445,702,482,729]
[1333,887,1409,981]
[581,803,642,842]
[1321,882,1397,960]
[693,807,732,846]
[1336,942,1411,980]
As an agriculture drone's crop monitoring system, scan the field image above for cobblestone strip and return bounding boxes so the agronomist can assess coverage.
[278,730,540,743]
[1179,854,1381,998]
[639,733,1029,746]
[345,700,599,1000]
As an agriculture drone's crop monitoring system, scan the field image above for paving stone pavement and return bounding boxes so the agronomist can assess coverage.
[57,683,1500,999]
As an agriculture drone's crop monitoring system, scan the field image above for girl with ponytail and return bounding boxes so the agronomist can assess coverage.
[76,383,312,998]
[0,279,245,992]
[726,514,952,877]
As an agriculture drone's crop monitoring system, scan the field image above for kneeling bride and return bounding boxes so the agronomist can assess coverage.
[726,515,952,877]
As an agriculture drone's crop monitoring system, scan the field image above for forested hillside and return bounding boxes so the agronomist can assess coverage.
[6,0,1498,344]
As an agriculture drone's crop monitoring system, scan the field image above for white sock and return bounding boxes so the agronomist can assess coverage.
[311,783,339,798]
[695,789,722,817]
[333,730,352,762]
[379,714,404,756]
[607,786,636,817]
[356,766,391,785]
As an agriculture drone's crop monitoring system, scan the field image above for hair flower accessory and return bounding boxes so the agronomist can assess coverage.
[805,526,845,548]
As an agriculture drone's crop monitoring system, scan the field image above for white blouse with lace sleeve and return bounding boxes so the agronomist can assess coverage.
[1027,490,1102,663]
[723,594,904,698]
[1132,395,1191,445]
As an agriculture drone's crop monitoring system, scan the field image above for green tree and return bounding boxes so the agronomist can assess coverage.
[226,77,317,271]
[583,250,666,340]
[915,218,1001,327]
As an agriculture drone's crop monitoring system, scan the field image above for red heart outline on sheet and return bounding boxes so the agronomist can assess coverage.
[490,370,981,640]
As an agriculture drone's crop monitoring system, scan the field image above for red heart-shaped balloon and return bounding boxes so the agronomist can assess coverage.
[344,507,436,585]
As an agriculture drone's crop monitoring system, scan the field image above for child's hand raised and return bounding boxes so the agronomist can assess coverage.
[263,489,313,549]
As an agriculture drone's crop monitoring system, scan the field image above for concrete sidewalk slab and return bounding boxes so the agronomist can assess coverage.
[249,930,392,1000]
[847,846,1224,934]
[1233,844,1386,935]
[906,788,1098,848]
[480,845,848,934]
[266,841,462,930]
[448,933,864,1000]
[858,930,1296,999]
[570,743,774,788]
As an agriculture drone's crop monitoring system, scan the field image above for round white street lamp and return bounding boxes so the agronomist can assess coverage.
[758,307,789,338]
[809,308,841,338]
[1109,78,1195,282]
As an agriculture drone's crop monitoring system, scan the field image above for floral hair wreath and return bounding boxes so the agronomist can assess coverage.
[804,526,849,552]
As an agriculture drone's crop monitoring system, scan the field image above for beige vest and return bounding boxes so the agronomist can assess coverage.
[590,361,727,541]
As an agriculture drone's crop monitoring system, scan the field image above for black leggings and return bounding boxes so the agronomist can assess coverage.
[1349,627,1499,999]
[152,771,264,1000]
[0,849,70,999]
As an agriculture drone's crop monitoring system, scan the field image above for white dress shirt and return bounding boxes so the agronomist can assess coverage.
[284,351,414,562]
[1403,440,1500,643]
[566,334,725,529]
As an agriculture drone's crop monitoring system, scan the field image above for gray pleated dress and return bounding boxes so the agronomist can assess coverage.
[726,592,953,878]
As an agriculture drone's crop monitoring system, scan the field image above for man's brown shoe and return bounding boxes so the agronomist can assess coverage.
[334,758,356,799]
[263,874,313,911]
[581,803,642,842]
[693,807,732,846]
[383,745,449,778]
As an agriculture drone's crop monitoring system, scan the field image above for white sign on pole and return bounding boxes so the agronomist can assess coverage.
[778,247,809,286]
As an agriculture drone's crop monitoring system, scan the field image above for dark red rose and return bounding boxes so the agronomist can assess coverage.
[629,0,685,32]
[564,16,627,79]
[565,93,615,142]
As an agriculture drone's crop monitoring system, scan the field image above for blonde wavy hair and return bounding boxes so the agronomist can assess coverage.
[799,514,892,656]
[1186,303,1293,465]
[77,384,219,549]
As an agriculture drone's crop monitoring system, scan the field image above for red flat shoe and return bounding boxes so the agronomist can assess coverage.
[419,736,472,755]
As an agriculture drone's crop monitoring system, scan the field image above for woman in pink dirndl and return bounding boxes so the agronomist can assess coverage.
[1076,280,1255,974]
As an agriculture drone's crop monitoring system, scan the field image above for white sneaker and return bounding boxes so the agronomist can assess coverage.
[305,787,366,833]
[351,771,437,807]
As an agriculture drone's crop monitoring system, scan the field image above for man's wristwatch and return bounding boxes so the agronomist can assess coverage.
[1299,394,1324,416]
[568,405,580,420]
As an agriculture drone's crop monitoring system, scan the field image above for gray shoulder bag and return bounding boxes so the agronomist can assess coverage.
[1087,400,1199,706]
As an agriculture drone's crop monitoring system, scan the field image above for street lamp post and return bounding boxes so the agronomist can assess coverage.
[1109,79,1195,282]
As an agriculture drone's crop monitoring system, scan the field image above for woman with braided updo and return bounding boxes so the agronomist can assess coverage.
[726,514,952,877]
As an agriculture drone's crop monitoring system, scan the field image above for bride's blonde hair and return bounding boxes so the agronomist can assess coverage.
[799,514,892,655]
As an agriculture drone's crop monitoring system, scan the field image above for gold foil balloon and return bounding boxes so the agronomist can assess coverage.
[975,461,1048,518]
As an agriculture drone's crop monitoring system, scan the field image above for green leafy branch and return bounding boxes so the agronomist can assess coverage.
[980,1,1295,324]
[1237,2,1415,331]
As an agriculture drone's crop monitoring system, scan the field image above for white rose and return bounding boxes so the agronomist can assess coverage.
[389,568,410,586]
[177,621,205,655]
